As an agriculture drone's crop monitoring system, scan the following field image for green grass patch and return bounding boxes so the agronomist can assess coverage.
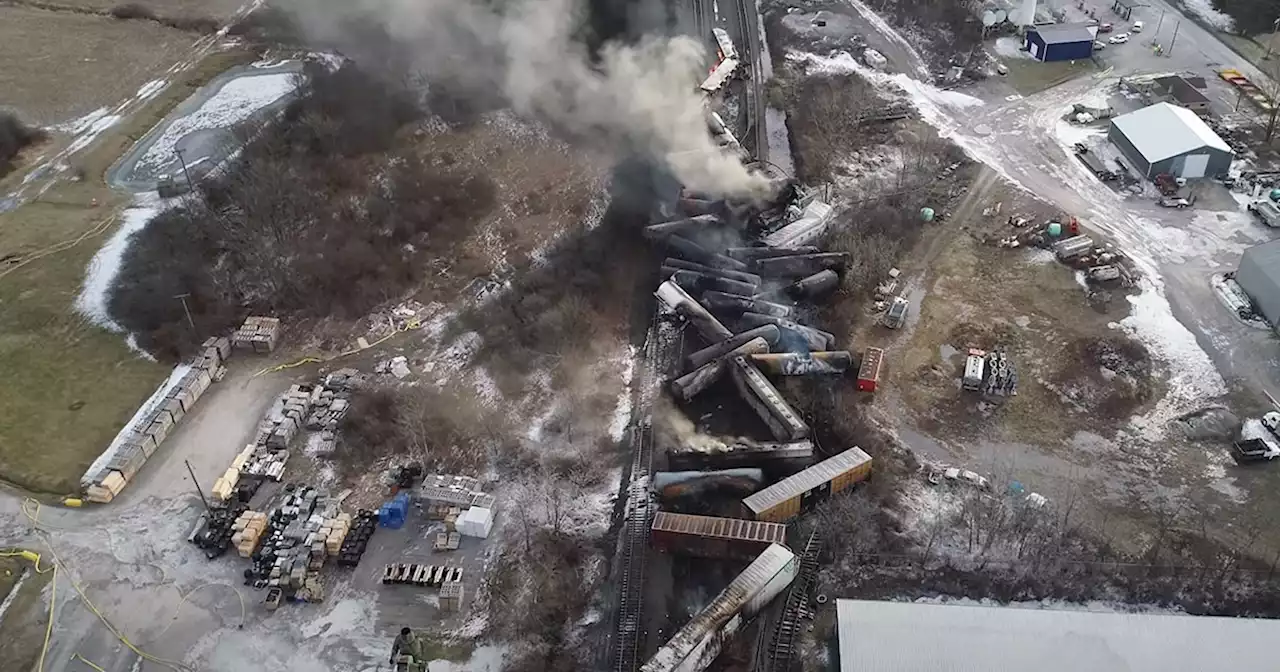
[1002,58,1097,96]
[0,48,256,495]
[414,634,475,662]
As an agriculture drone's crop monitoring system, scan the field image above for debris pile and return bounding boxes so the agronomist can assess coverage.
[232,315,282,353]
[650,181,867,451]
[995,215,1134,287]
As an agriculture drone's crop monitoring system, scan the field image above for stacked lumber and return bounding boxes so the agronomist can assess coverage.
[232,316,281,353]
[322,513,352,557]
[211,466,241,502]
[232,511,268,558]
[80,338,233,503]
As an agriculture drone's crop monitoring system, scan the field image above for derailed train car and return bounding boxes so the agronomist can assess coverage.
[742,447,873,522]
[651,511,787,560]
[640,544,798,672]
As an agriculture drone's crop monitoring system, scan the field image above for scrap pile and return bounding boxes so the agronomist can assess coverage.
[997,217,1133,287]
[237,485,335,601]
[982,349,1018,397]
[648,182,862,445]
[82,337,231,503]
[190,502,249,559]
[381,563,467,611]
[232,316,282,353]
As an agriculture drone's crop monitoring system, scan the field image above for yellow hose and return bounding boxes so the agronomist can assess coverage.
[252,317,423,377]
[20,498,247,672]
[72,653,107,671]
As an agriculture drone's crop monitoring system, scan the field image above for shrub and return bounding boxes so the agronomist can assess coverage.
[0,111,46,177]
[109,3,156,20]
[107,64,491,358]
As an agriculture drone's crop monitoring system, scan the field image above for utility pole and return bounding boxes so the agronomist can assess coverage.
[1265,18,1280,60]
[174,293,195,331]
[1167,20,1180,56]
[185,459,211,514]
[175,147,194,187]
[1154,10,1164,38]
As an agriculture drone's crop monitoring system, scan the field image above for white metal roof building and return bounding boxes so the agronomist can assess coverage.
[1108,102,1233,179]
[835,599,1280,671]
[1236,238,1280,327]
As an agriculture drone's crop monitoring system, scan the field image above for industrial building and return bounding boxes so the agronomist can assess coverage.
[1024,24,1095,62]
[834,599,1280,671]
[1236,239,1280,327]
[1108,102,1234,179]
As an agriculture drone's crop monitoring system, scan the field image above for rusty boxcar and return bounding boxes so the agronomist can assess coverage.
[651,511,788,559]
[742,447,874,523]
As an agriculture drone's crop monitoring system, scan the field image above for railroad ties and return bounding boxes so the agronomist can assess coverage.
[766,530,823,672]
[612,310,679,672]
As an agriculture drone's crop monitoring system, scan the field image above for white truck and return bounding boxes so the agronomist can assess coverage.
[1232,414,1280,463]
[1247,199,1280,228]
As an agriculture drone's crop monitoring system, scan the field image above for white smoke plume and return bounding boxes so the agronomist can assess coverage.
[278,0,772,199]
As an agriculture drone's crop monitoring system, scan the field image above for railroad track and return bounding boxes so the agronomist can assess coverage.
[611,311,679,672]
[764,529,823,672]
[735,0,767,163]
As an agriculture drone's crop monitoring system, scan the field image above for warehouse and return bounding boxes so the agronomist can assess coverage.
[742,446,873,522]
[1108,102,1234,179]
[1024,24,1096,62]
[1236,239,1280,327]
[651,511,788,559]
[834,599,1279,671]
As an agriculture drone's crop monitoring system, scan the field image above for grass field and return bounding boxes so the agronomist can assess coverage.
[0,5,199,124]
[0,49,256,495]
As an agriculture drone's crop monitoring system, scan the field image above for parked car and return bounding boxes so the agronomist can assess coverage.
[1093,40,1107,50]
[882,296,909,329]
[1098,22,1114,33]
[1158,196,1194,209]
[1132,20,1144,32]
[1109,33,1129,44]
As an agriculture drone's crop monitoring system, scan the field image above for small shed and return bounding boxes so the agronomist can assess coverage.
[1025,24,1096,62]
[1237,240,1280,327]
[1108,102,1233,179]
[1153,75,1211,112]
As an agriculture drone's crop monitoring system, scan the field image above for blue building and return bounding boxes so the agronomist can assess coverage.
[1025,24,1096,62]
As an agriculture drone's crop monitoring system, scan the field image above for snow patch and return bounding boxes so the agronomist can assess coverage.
[135,79,167,101]
[608,346,638,442]
[1177,0,1235,32]
[134,72,300,174]
[75,193,163,330]
[65,112,122,155]
[992,37,1032,60]
[845,0,930,78]
[1118,278,1227,440]
[51,107,111,134]
[308,51,347,72]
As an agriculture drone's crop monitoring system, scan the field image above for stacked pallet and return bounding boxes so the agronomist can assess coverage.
[440,579,465,612]
[255,385,314,450]
[232,511,268,558]
[322,513,352,556]
[81,341,232,503]
[232,316,281,353]
[211,467,241,502]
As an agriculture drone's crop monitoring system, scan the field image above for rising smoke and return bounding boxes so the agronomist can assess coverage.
[276,0,772,199]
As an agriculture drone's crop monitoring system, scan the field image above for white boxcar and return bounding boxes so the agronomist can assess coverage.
[640,543,798,672]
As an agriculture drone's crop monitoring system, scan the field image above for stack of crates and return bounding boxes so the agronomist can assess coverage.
[211,466,241,502]
[323,514,352,556]
[232,316,281,353]
[232,511,268,558]
[440,580,465,612]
